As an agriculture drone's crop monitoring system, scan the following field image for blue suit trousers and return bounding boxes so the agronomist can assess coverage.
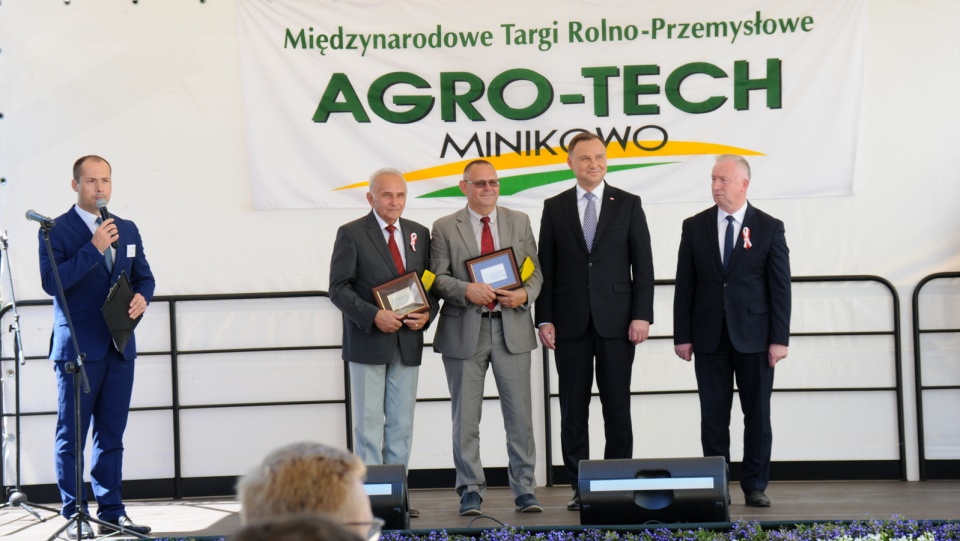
[54,347,134,520]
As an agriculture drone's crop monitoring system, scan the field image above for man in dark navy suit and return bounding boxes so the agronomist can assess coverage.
[38,155,155,537]
[536,132,655,510]
[673,154,791,508]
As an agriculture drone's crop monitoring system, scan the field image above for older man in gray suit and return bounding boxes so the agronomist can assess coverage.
[430,160,543,516]
[329,168,437,518]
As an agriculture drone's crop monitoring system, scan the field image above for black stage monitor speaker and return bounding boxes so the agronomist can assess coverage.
[364,464,409,530]
[579,456,729,525]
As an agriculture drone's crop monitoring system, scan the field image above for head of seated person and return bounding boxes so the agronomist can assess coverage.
[230,512,368,541]
[237,442,374,539]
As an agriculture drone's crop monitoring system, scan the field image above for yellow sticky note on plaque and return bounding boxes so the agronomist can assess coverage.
[519,257,535,282]
[421,270,436,292]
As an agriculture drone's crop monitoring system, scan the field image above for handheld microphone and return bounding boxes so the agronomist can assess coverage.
[96,199,119,250]
[25,209,56,228]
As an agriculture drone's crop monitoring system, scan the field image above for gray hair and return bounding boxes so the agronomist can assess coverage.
[368,167,405,193]
[715,154,751,180]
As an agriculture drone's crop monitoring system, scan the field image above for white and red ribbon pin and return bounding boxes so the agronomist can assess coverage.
[742,227,752,249]
[410,232,418,252]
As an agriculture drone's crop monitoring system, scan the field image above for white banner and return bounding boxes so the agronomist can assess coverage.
[237,0,866,209]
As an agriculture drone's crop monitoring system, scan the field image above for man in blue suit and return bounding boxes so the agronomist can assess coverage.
[673,154,791,508]
[38,155,155,537]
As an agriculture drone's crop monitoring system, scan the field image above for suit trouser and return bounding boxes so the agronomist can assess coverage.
[555,318,635,484]
[349,351,419,468]
[54,348,134,520]
[694,321,774,493]
[442,317,537,499]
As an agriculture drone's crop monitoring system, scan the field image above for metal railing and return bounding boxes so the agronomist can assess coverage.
[541,275,906,484]
[912,271,960,480]
[2,274,909,498]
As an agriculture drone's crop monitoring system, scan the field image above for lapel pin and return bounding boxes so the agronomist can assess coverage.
[410,232,418,252]
[742,227,752,249]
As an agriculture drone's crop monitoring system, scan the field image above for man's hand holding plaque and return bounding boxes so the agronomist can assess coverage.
[371,271,432,333]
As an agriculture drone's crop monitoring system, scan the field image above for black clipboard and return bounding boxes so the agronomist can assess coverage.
[101,271,142,352]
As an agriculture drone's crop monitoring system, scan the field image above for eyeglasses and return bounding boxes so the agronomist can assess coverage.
[344,517,384,541]
[463,178,500,188]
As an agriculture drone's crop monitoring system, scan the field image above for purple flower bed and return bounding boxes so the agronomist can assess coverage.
[381,519,960,541]
[150,519,960,541]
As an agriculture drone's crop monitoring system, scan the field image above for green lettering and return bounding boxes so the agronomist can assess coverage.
[284,28,307,48]
[581,66,620,117]
[312,73,370,123]
[666,62,728,114]
[623,65,660,116]
[734,59,782,110]
[440,72,486,122]
[368,72,434,124]
[488,69,553,120]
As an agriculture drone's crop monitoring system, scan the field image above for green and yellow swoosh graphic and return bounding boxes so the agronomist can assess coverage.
[333,140,763,198]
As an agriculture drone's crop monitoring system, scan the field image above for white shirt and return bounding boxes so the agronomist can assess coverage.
[717,202,748,265]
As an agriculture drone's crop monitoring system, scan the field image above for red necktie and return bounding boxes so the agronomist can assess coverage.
[385,225,405,275]
[480,216,496,310]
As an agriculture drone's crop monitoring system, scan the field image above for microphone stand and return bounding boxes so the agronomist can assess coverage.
[0,231,61,522]
[37,223,150,540]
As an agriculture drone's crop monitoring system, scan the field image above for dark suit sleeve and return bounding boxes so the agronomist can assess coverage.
[673,218,695,345]
[629,196,655,323]
[128,223,156,303]
[329,225,378,333]
[534,202,556,326]
[766,220,791,346]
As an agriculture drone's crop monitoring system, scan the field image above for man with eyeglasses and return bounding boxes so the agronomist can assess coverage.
[237,442,379,540]
[429,159,544,516]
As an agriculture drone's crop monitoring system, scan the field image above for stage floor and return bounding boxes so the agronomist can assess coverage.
[2,481,959,540]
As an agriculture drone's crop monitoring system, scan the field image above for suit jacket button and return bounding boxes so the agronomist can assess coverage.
[588,262,593,267]
[723,283,728,287]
